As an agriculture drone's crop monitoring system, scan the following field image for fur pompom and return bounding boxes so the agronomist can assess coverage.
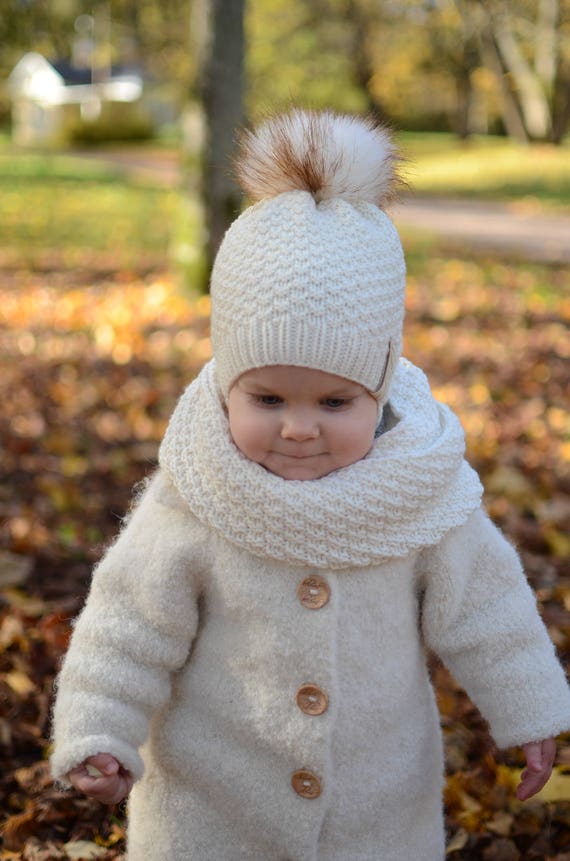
[235,109,402,208]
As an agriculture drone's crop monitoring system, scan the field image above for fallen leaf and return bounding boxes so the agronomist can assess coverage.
[63,841,109,860]
[446,827,469,853]
[3,669,36,695]
[487,811,514,837]
[533,769,570,802]
[0,613,25,650]
[482,837,520,860]
[1,588,51,616]
[0,551,33,587]
[22,838,67,860]
[1,806,38,851]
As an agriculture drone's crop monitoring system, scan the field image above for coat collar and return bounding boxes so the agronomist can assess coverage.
[159,359,482,569]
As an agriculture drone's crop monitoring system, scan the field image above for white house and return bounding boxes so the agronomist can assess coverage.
[8,53,176,146]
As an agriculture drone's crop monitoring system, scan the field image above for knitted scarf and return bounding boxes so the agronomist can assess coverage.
[159,358,482,569]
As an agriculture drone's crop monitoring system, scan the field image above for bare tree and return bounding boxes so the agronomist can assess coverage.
[465,0,568,142]
[193,0,245,273]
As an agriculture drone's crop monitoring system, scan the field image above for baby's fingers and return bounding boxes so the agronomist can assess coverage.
[517,766,549,801]
[68,755,133,804]
[517,739,556,801]
[71,771,131,804]
[84,752,120,777]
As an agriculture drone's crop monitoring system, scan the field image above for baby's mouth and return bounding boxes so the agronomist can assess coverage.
[275,451,325,459]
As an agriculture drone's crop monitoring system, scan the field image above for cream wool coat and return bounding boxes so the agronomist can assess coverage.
[51,360,570,861]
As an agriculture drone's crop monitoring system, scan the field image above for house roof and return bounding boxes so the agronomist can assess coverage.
[9,53,144,105]
[51,59,142,86]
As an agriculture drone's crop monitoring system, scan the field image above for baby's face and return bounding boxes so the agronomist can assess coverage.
[227,365,378,480]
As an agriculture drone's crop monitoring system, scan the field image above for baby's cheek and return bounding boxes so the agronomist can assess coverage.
[340,427,375,467]
[229,425,249,457]
[229,419,266,463]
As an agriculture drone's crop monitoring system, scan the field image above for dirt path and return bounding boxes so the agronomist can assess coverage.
[392,196,570,264]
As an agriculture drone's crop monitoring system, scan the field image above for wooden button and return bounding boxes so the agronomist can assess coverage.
[297,576,330,609]
[291,769,322,799]
[296,684,329,716]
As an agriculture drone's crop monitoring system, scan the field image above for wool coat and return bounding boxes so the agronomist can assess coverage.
[51,360,570,861]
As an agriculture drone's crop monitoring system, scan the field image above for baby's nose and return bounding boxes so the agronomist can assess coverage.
[281,410,319,440]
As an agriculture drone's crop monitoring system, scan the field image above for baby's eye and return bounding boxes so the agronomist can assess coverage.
[254,394,282,406]
[323,398,348,409]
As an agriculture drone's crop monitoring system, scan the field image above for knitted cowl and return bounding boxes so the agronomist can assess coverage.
[159,358,483,569]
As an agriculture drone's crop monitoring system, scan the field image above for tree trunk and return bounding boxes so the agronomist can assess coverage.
[346,0,387,122]
[535,0,558,89]
[551,65,570,143]
[194,0,245,273]
[464,0,528,143]
[454,30,481,138]
[469,0,566,142]
[455,67,474,139]
[477,22,529,142]
[536,0,568,142]
[490,4,551,139]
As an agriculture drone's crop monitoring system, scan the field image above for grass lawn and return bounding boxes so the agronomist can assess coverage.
[0,146,187,272]
[0,132,568,277]
[397,131,570,208]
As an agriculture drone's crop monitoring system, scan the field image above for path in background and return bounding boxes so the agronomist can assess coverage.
[392,196,570,264]
[73,147,570,264]
[72,145,182,186]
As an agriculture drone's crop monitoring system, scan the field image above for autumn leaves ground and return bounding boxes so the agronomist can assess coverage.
[1,239,569,857]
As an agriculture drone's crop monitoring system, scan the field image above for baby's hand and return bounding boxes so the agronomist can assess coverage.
[68,753,133,804]
[516,738,556,801]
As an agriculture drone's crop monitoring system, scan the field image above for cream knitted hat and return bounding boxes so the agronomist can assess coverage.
[210,109,406,402]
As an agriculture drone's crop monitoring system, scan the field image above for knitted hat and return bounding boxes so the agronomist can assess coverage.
[210,109,406,402]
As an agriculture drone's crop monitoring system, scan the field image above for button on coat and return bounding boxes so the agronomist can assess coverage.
[296,684,329,716]
[297,576,330,609]
[291,769,322,799]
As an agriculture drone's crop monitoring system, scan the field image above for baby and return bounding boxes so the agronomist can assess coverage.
[51,110,570,861]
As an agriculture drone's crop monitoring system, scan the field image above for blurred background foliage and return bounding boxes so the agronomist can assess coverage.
[1,0,570,142]
[2,0,568,273]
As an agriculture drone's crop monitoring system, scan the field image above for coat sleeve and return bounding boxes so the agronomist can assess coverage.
[50,469,209,785]
[419,507,570,749]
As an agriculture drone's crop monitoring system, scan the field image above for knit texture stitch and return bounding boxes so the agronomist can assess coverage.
[210,110,407,401]
[50,474,570,861]
[159,357,483,567]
